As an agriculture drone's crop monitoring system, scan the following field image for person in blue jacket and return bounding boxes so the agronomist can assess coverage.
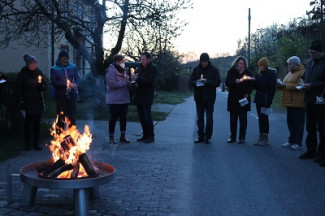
[50,50,80,131]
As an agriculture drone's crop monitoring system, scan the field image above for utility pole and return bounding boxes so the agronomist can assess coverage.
[248,8,251,65]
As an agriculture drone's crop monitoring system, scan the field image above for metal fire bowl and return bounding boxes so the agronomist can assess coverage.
[20,161,115,189]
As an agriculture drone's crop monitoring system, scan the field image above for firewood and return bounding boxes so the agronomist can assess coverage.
[48,164,73,178]
[42,159,65,177]
[70,162,80,179]
[36,159,54,173]
[79,153,98,177]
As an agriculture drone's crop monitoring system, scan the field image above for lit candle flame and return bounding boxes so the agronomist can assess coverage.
[130,68,135,75]
[38,75,42,83]
[200,74,204,80]
[67,80,70,87]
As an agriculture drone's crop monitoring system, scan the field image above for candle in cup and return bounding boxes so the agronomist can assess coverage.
[38,75,42,83]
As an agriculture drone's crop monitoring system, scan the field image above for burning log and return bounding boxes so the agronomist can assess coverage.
[79,153,98,177]
[48,164,73,178]
[71,162,80,179]
[60,135,76,160]
[42,159,65,177]
[36,159,54,173]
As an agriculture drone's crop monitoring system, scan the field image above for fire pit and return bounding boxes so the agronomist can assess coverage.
[20,161,115,216]
[19,118,115,216]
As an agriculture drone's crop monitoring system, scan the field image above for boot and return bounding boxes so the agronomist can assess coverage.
[255,133,268,146]
[254,133,263,145]
[109,135,117,144]
[120,134,130,143]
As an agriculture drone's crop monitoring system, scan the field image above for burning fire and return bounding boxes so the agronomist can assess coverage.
[48,116,92,178]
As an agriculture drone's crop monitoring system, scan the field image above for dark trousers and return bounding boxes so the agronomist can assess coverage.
[196,101,214,139]
[256,105,269,134]
[230,111,247,140]
[24,113,41,149]
[108,104,129,134]
[287,107,305,145]
[137,104,154,138]
[56,96,77,130]
[305,103,325,157]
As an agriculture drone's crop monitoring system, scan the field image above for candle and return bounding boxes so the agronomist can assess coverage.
[130,68,135,75]
[67,80,70,87]
[38,75,42,83]
[243,75,247,80]
[200,74,203,80]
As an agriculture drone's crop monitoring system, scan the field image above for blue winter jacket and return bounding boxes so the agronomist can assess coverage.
[50,60,80,99]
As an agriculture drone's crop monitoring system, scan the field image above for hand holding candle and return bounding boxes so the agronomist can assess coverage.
[37,75,42,83]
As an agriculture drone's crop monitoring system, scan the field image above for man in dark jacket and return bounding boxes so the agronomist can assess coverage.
[132,52,157,143]
[189,53,221,144]
[299,41,325,165]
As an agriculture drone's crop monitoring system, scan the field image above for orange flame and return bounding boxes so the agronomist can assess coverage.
[48,116,92,178]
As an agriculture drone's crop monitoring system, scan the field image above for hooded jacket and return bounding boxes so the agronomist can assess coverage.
[281,64,305,108]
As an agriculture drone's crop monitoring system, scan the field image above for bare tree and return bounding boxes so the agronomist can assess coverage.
[0,0,192,75]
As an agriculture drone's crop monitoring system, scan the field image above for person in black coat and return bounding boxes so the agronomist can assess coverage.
[253,57,277,146]
[17,54,47,151]
[225,56,254,144]
[189,53,221,144]
[131,52,157,143]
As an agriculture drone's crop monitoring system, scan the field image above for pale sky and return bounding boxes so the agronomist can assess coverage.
[175,0,312,58]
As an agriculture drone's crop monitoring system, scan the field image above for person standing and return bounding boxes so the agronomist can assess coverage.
[131,52,157,143]
[189,53,221,144]
[299,41,325,166]
[225,56,254,144]
[106,54,130,144]
[253,57,277,146]
[278,56,305,150]
[50,50,80,131]
[17,54,47,151]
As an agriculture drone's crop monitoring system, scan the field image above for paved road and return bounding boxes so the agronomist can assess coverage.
[0,92,325,216]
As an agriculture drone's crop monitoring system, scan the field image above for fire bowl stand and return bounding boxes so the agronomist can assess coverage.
[20,161,115,216]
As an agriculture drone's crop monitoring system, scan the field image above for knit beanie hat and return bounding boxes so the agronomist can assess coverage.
[58,50,69,59]
[23,54,37,66]
[200,53,210,62]
[257,57,269,67]
[309,40,323,52]
[287,56,301,65]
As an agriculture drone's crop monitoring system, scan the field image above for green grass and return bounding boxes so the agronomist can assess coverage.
[154,90,192,104]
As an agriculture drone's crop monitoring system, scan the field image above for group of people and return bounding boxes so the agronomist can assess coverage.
[17,50,158,151]
[105,52,157,144]
[189,41,325,166]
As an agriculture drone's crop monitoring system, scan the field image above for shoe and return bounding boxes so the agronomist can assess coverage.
[299,151,317,159]
[109,136,117,144]
[137,136,146,142]
[34,146,42,151]
[194,138,204,143]
[238,139,245,144]
[227,138,236,143]
[205,138,211,144]
[143,137,154,143]
[282,142,292,148]
[254,133,268,146]
[120,135,130,143]
[291,144,302,150]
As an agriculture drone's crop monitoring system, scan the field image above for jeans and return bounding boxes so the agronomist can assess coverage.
[305,103,325,157]
[24,113,41,149]
[230,111,247,140]
[108,104,129,134]
[287,107,305,145]
[256,105,269,134]
[196,101,214,139]
[137,104,154,138]
[56,96,77,130]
